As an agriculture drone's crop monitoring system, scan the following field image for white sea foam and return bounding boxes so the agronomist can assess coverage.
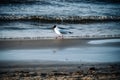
[88,39,120,44]
[0,22,120,39]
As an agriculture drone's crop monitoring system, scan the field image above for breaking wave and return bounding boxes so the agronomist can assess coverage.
[0,15,120,23]
[0,27,53,30]
[0,0,120,4]
[0,27,27,30]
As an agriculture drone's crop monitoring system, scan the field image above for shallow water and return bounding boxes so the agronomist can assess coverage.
[0,21,120,38]
[0,0,120,38]
[0,39,120,62]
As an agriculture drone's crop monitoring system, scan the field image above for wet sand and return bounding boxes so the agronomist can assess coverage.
[0,61,120,80]
[0,39,89,50]
[0,38,120,80]
[0,38,120,49]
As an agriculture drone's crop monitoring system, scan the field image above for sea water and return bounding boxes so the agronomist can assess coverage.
[0,0,120,62]
[0,39,120,62]
[0,0,120,38]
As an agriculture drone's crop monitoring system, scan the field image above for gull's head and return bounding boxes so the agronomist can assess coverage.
[52,25,56,29]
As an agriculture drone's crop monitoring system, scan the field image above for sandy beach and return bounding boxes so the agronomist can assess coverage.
[0,61,120,80]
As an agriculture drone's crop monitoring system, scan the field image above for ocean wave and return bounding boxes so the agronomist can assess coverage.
[0,0,59,4]
[0,34,120,40]
[1,27,27,30]
[0,0,40,4]
[66,0,120,4]
[0,15,120,23]
[0,0,119,4]
[0,26,53,30]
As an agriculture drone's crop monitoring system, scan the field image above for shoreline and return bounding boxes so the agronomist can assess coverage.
[0,61,120,80]
[0,39,89,49]
[0,34,120,41]
[0,38,120,50]
[0,60,120,66]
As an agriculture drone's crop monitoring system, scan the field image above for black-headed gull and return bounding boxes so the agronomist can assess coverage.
[52,25,73,39]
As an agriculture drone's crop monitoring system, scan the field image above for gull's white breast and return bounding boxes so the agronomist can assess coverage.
[54,27,62,35]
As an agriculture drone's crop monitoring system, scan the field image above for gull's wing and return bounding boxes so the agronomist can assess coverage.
[59,29,73,34]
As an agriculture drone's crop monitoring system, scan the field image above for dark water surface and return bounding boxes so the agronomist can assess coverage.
[0,0,120,16]
[0,0,120,38]
[0,0,120,24]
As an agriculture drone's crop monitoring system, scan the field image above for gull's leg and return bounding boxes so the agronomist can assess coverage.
[61,35,64,39]
[55,36,58,39]
[55,35,60,39]
[55,35,63,39]
[55,37,57,39]
[58,35,63,39]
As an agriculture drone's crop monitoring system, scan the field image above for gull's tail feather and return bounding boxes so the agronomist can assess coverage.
[68,31,73,34]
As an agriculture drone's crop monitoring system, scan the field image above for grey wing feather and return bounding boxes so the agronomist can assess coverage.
[60,30,73,34]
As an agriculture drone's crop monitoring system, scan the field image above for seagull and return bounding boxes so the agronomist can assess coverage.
[52,25,73,39]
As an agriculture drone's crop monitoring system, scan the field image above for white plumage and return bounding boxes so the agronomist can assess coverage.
[52,25,73,38]
[54,26,62,36]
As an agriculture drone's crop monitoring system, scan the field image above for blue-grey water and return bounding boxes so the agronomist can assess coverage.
[0,0,120,38]
[0,0,120,62]
[0,0,120,16]
[0,39,120,62]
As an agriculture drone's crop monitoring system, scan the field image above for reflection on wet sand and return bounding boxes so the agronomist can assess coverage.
[0,39,120,50]
[0,39,89,49]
